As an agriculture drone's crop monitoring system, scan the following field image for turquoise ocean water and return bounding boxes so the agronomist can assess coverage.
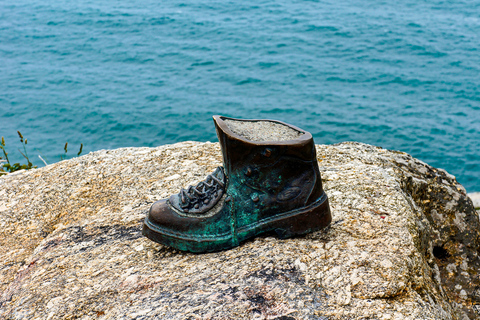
[1,0,479,191]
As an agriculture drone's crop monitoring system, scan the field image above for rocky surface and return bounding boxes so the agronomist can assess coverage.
[0,141,479,320]
[468,192,480,209]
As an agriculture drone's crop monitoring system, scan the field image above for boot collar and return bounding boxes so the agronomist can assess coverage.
[212,115,313,146]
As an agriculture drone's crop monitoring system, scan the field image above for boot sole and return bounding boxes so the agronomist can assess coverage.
[142,193,331,253]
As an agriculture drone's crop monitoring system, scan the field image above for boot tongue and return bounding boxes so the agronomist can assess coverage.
[222,119,303,142]
[168,167,226,215]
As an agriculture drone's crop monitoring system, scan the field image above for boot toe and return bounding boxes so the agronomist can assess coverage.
[147,199,171,226]
[143,197,233,252]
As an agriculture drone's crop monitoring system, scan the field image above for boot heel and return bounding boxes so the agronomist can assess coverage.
[271,194,331,239]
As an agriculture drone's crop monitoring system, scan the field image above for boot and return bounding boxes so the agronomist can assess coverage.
[142,115,331,252]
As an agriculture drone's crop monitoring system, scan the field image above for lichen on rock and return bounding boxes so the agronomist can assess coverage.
[0,141,478,319]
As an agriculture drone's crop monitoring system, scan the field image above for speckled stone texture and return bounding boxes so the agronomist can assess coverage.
[468,192,480,209]
[223,119,302,142]
[0,141,478,320]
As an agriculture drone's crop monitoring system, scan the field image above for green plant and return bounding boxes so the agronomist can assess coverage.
[0,132,36,174]
[60,142,68,160]
[60,142,83,160]
[0,132,83,175]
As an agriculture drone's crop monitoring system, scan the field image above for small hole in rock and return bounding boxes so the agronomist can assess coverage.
[249,294,266,305]
[433,245,450,260]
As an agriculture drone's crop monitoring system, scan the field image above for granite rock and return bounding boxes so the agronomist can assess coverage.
[468,192,480,209]
[0,141,478,320]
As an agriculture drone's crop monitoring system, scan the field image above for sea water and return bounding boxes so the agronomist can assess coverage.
[0,0,479,191]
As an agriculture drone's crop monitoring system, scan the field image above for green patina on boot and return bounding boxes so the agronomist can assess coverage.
[142,115,331,253]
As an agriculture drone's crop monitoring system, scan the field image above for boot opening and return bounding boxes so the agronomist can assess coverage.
[223,118,303,142]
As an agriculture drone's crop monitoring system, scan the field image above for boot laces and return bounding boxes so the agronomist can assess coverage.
[179,167,225,211]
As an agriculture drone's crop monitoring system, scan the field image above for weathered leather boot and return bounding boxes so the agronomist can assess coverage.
[143,115,331,252]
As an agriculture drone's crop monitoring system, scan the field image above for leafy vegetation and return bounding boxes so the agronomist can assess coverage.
[0,131,83,175]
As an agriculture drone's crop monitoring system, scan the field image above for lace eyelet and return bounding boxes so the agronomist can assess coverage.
[176,167,226,214]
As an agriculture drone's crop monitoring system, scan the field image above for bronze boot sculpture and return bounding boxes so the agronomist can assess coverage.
[143,115,331,252]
